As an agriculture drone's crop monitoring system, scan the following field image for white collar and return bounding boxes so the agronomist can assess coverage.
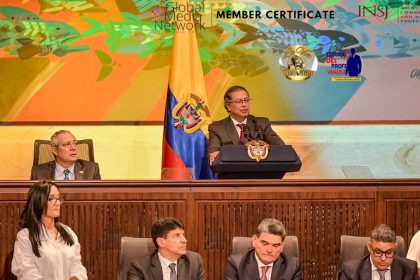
[254,251,273,268]
[55,162,75,175]
[230,116,247,126]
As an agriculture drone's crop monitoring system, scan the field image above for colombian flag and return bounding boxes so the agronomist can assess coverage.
[161,0,214,179]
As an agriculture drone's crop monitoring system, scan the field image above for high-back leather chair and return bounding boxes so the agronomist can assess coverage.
[232,235,299,258]
[33,139,95,165]
[118,237,155,280]
[337,235,406,278]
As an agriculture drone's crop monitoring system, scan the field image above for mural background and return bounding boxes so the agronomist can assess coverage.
[0,0,419,123]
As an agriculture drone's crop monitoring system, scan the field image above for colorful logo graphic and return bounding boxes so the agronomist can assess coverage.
[279,45,318,81]
[327,48,363,82]
[172,94,211,133]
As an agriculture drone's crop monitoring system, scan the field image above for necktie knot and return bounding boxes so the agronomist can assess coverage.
[237,123,245,143]
[377,268,389,280]
[63,169,70,180]
[260,266,269,280]
[169,263,176,280]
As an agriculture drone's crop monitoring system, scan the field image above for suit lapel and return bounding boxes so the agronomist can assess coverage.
[360,257,373,280]
[177,256,188,279]
[246,253,260,280]
[225,117,241,145]
[271,255,284,279]
[48,162,55,180]
[247,115,257,140]
[150,252,163,280]
[391,259,403,280]
[74,160,84,180]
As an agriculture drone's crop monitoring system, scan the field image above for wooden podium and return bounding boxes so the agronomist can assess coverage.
[211,145,301,179]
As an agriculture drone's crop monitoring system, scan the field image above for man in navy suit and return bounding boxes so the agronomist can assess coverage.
[339,224,420,280]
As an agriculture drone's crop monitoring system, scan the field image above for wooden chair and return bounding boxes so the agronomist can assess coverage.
[118,237,155,280]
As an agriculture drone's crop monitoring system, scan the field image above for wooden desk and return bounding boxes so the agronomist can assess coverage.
[1,179,420,280]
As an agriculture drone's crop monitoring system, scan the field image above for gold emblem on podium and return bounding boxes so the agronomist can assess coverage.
[247,143,269,162]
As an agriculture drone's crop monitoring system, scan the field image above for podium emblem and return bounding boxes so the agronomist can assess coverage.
[172,93,211,133]
[247,143,269,162]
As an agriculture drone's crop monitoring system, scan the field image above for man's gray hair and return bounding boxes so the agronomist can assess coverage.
[50,130,73,147]
[371,224,396,243]
[256,218,286,240]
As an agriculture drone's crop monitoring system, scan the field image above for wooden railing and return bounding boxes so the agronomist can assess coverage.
[1,179,420,280]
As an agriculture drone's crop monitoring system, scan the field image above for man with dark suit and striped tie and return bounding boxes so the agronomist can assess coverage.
[339,224,420,280]
[127,218,205,280]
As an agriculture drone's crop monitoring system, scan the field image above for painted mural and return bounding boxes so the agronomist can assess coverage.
[0,0,419,122]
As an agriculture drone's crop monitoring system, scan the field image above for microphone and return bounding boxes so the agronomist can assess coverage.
[244,126,251,142]
[257,126,264,141]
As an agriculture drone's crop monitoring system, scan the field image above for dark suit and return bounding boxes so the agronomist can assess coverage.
[224,248,302,280]
[127,250,205,280]
[339,254,420,280]
[207,115,284,156]
[30,159,101,180]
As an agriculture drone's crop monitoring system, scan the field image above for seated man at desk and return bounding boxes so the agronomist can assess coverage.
[207,86,284,165]
[127,217,205,280]
[224,218,302,280]
[339,224,420,280]
[30,130,101,180]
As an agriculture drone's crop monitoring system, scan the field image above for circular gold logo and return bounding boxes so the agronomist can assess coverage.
[279,45,318,81]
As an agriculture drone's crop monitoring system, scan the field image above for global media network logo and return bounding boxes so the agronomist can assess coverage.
[327,48,363,82]
[153,1,206,32]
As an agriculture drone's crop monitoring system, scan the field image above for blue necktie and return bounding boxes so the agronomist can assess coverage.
[63,169,70,180]
[169,263,176,280]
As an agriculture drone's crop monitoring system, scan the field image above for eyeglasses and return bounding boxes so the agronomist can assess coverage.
[48,196,64,205]
[370,246,396,258]
[229,98,252,105]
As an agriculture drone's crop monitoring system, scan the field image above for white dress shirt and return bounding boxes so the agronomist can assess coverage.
[255,252,273,280]
[158,252,177,280]
[11,224,87,280]
[370,256,391,280]
[55,163,75,180]
[407,230,420,268]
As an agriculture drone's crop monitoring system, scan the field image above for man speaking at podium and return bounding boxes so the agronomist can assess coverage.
[208,86,284,166]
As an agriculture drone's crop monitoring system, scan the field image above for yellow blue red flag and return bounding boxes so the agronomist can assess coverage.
[161,0,214,179]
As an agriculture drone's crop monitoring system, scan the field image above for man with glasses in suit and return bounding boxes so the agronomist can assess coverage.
[339,224,420,280]
[207,86,284,165]
[30,130,101,180]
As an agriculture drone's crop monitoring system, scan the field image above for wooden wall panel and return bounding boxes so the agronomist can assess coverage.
[0,180,420,280]
[385,199,420,250]
[0,202,25,279]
